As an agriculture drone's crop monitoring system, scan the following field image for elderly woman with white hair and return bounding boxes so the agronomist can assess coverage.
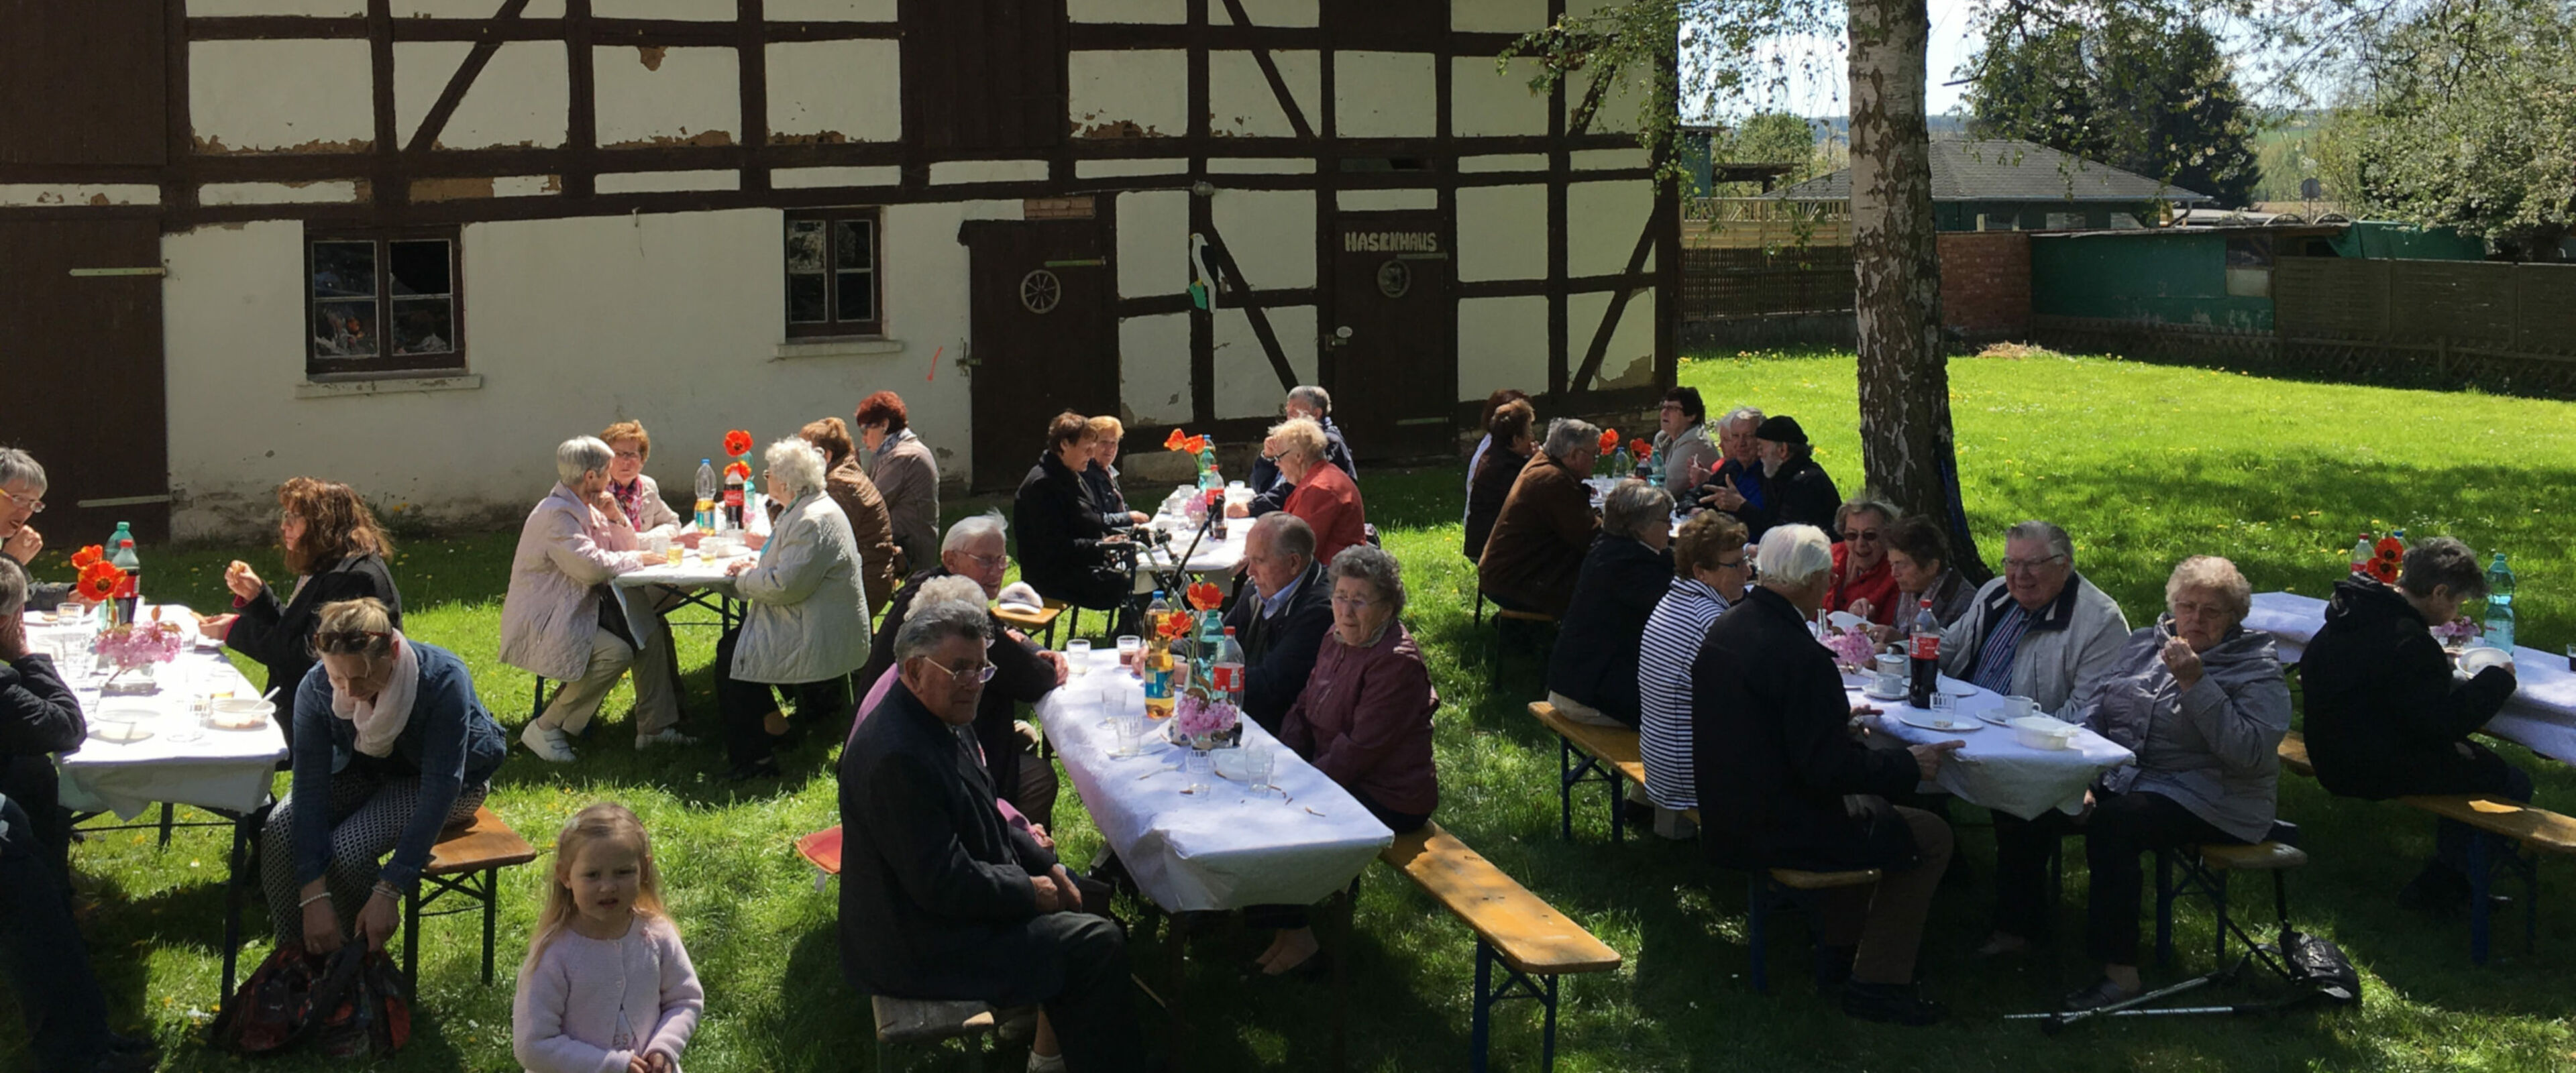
[1270,415,1368,568]
[713,437,871,781]
[1984,556,2290,1012]
[1695,524,1961,1025]
[1546,480,1676,728]
[500,436,681,762]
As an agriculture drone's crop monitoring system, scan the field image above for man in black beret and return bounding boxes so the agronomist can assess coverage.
[1752,416,1842,537]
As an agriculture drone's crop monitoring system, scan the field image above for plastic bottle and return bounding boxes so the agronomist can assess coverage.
[695,459,718,530]
[722,463,746,530]
[1212,626,1246,709]
[1143,591,1174,718]
[2349,532,2373,575]
[1209,488,1230,543]
[106,522,142,622]
[1907,598,1940,710]
[2484,552,2517,651]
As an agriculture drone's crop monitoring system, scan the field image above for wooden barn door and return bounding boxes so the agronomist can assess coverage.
[0,218,170,542]
[1329,211,1454,460]
[963,219,1118,491]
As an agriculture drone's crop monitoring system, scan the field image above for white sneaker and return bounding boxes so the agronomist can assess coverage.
[635,728,698,750]
[1026,1052,1067,1073]
[521,723,577,763]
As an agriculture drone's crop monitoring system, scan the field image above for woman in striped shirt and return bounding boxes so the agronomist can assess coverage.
[1638,511,1752,813]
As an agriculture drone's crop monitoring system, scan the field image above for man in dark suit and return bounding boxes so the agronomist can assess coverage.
[859,513,1068,828]
[1694,523,1961,1026]
[1222,514,1334,734]
[841,603,1145,1072]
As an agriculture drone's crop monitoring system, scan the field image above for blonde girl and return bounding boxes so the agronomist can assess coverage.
[513,803,703,1073]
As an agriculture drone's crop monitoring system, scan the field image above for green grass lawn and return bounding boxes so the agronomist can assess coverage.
[13,348,2576,1072]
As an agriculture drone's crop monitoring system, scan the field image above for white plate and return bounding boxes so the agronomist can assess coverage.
[1898,713,1982,733]
[1939,680,1978,697]
[1862,683,1907,701]
[2459,646,2515,675]
[1827,610,1868,632]
[91,714,156,744]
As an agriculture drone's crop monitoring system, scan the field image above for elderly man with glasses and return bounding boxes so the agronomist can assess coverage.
[1221,514,1335,735]
[859,512,1070,828]
[839,603,1148,1073]
[1827,499,1902,627]
[1937,520,2131,716]
[0,449,76,612]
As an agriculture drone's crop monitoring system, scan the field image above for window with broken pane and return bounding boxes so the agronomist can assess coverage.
[307,228,465,376]
[786,209,884,338]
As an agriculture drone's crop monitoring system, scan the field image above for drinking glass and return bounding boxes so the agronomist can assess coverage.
[1183,747,1213,795]
[1116,635,1143,673]
[1243,740,1277,795]
[2564,642,2574,673]
[1929,691,1956,722]
[664,545,684,567]
[1112,711,1146,758]
[1067,638,1093,675]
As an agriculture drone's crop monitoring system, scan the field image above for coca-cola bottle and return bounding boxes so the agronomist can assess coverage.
[1907,598,1941,710]
[1212,626,1246,708]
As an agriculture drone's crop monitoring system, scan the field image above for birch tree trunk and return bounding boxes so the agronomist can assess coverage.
[1847,0,1988,579]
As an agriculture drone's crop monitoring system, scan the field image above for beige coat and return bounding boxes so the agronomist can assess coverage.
[867,431,940,575]
[730,492,871,685]
[498,484,643,683]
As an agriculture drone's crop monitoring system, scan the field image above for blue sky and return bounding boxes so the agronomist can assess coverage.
[1699,0,1984,119]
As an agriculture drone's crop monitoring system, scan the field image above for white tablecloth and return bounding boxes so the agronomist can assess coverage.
[1036,653,1391,911]
[608,548,754,651]
[2248,589,2576,764]
[1137,515,1248,576]
[32,610,285,820]
[1851,673,2134,821]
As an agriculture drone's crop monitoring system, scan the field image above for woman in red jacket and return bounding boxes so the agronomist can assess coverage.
[1269,416,1368,567]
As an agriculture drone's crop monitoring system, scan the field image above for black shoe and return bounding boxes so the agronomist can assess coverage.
[1812,945,1856,992]
[83,1041,158,1073]
[2398,865,2473,917]
[2061,976,2144,1012]
[1841,980,1945,1026]
[720,758,782,783]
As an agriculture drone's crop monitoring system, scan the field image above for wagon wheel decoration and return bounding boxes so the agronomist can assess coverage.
[1376,259,1411,299]
[1020,269,1063,315]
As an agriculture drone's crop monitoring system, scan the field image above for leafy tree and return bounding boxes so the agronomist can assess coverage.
[2315,0,2575,258]
[1964,10,2261,206]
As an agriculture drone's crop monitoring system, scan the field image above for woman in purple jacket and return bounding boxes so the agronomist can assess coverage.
[1255,545,1439,977]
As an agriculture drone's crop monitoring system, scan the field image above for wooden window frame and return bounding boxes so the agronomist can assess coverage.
[785,208,887,339]
[303,226,466,377]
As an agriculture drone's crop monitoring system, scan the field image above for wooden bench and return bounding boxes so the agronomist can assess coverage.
[402,805,539,985]
[869,995,1038,1070]
[1744,862,1882,995]
[796,824,844,890]
[1527,701,1646,844]
[1486,606,1558,686]
[1380,821,1621,1073]
[2155,837,2309,968]
[2277,731,2314,778]
[994,599,1067,649]
[2398,794,2576,963]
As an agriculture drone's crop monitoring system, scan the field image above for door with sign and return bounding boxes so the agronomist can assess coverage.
[964,218,1117,490]
[1330,212,1454,460]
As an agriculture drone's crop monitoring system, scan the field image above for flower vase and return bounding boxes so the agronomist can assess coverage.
[101,659,158,697]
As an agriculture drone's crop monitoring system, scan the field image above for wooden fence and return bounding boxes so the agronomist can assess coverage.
[1680,245,1856,321]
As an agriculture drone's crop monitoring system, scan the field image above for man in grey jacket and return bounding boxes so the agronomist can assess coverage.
[1939,520,2131,716]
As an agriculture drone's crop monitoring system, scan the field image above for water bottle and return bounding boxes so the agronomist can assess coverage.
[1143,591,1174,718]
[2483,552,2516,651]
[1212,626,1246,710]
[2349,532,2373,575]
[695,459,718,530]
[722,463,746,530]
[108,522,143,621]
[1907,598,1940,710]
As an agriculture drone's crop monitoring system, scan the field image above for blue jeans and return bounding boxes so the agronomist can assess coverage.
[0,796,114,1072]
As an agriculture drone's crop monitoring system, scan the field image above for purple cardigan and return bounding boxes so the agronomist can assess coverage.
[1280,621,1440,817]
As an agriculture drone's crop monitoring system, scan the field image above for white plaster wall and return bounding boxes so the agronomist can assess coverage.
[1568,180,1654,278]
[1458,153,1547,173]
[1333,52,1436,138]
[594,0,730,17]
[768,40,903,143]
[1452,0,1548,32]
[766,0,896,18]
[1120,315,1193,425]
[1455,184,1546,282]
[188,0,358,13]
[1572,66,1645,135]
[0,184,160,207]
[596,170,739,194]
[1118,190,1189,299]
[394,42,569,150]
[1077,160,1188,178]
[773,165,903,188]
[1570,288,1656,389]
[1337,188,1436,211]
[1211,190,1315,290]
[201,181,362,206]
[1208,51,1320,138]
[1067,0,1183,22]
[1070,50,1188,137]
[165,207,981,537]
[399,0,564,15]
[1218,0,1317,25]
[594,46,739,146]
[1451,56,1549,137]
[930,160,1050,184]
[191,40,376,152]
[1456,295,1549,402]
[1214,306,1316,418]
[1574,148,1650,170]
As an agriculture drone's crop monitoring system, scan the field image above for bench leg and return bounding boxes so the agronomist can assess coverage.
[1539,973,1561,1073]
[1746,874,1769,995]
[2153,851,2174,968]
[1607,768,1623,847]
[2210,868,2231,964]
[219,813,258,1008]
[158,801,175,850]
[2469,832,2493,966]
[404,883,423,985]
[1470,941,1495,1073]
[482,866,500,984]
[1558,740,1576,842]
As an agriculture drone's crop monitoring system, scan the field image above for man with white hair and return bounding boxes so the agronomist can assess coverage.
[1692,406,1767,529]
[1244,384,1358,517]
[1937,520,2130,716]
[858,512,1069,826]
[1694,524,1961,1025]
[1477,418,1603,617]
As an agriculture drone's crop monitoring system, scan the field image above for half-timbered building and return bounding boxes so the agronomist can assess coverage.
[3,0,1675,540]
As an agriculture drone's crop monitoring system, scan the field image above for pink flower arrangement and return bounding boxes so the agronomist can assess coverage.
[1173,691,1240,742]
[2433,618,2481,644]
[1821,627,1878,669]
[95,621,184,672]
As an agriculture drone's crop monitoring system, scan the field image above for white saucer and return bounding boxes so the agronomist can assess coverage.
[1898,713,1982,733]
[1862,684,1907,701]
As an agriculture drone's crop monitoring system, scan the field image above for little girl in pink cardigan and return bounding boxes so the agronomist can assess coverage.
[513,803,702,1073]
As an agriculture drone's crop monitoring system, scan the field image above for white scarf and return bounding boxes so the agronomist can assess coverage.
[331,632,420,758]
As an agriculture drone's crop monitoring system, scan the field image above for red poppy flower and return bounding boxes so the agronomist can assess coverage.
[76,561,122,602]
[1187,581,1224,611]
[2365,556,2400,584]
[724,461,751,480]
[69,545,104,570]
[1165,428,1190,451]
[1184,435,1208,455]
[1159,610,1194,639]
[723,429,754,457]
[1630,438,1652,457]
[1598,429,1619,455]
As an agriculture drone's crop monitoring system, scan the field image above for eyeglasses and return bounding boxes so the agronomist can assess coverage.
[613,449,645,461]
[2001,555,2069,574]
[1841,528,1882,543]
[961,551,1009,571]
[1329,594,1377,610]
[916,657,997,685]
[0,488,43,515]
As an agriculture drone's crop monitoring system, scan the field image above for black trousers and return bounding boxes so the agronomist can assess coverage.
[1992,790,2236,965]
[2404,740,2535,880]
[0,797,115,1073]
[1000,912,1148,1073]
[713,628,852,767]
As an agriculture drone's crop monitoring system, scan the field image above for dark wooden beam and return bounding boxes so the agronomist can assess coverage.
[1567,212,1662,392]
[403,0,533,155]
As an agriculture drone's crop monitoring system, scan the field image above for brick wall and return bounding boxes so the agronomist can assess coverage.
[1937,230,2031,339]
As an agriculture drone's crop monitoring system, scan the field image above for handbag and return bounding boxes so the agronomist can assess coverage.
[314,948,415,1058]
[209,944,412,1057]
[210,946,324,1054]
